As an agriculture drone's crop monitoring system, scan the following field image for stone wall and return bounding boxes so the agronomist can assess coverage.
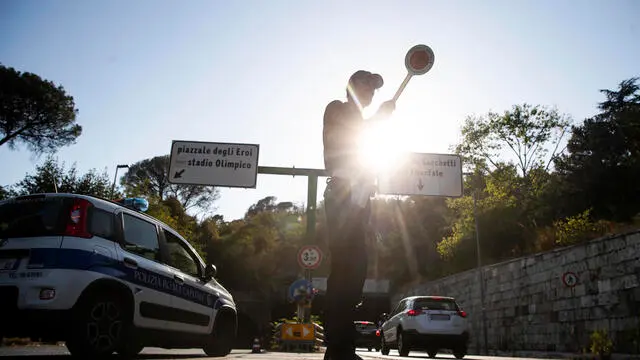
[392,231,640,353]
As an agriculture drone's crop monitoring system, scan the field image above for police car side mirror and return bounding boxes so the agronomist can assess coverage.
[204,263,216,280]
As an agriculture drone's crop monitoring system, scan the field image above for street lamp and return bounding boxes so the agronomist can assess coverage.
[463,171,489,355]
[111,164,129,199]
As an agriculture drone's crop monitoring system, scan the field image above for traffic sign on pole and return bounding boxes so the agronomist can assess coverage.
[297,245,323,269]
[562,272,578,288]
[377,153,463,197]
[168,140,259,188]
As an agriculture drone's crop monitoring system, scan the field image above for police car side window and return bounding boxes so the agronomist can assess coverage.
[89,208,115,241]
[122,213,160,261]
[163,230,199,278]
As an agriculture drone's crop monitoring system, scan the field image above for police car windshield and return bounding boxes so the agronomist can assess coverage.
[0,196,69,239]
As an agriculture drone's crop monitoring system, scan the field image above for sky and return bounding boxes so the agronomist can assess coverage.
[1,0,639,221]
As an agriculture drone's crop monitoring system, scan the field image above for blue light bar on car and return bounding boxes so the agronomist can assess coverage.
[118,198,149,212]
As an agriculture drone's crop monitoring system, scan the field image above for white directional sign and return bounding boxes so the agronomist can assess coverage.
[377,153,463,197]
[168,140,259,188]
[298,245,323,269]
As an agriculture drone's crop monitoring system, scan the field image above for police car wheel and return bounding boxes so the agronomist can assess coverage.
[66,293,130,358]
[203,312,234,357]
[117,343,144,358]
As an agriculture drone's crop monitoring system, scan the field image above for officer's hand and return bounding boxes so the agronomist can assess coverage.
[377,100,396,118]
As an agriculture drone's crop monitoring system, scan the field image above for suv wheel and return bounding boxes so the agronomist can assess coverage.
[380,332,390,355]
[453,347,467,359]
[397,330,410,357]
[203,312,235,357]
[66,292,131,358]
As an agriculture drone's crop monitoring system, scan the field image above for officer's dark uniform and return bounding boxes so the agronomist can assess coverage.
[322,71,384,360]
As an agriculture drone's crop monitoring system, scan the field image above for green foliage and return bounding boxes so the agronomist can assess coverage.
[0,185,8,201]
[590,329,613,355]
[455,103,570,176]
[556,77,640,221]
[0,64,82,154]
[10,156,116,199]
[553,209,598,246]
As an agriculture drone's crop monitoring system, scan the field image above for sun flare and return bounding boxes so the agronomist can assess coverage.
[357,117,409,175]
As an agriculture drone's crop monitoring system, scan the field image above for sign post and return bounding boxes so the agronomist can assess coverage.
[168,140,260,188]
[377,153,463,197]
[298,245,323,270]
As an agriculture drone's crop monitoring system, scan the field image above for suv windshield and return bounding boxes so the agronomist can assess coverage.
[413,298,458,311]
[0,196,69,238]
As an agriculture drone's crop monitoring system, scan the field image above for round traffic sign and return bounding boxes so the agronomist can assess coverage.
[404,44,435,75]
[562,272,578,288]
[298,245,323,269]
[288,279,314,303]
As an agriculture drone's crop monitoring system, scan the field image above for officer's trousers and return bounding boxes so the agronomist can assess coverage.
[323,178,369,358]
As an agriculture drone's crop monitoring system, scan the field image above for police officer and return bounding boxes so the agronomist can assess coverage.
[322,70,395,360]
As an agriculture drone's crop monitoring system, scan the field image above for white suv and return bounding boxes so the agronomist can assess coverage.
[380,296,469,358]
[0,193,237,358]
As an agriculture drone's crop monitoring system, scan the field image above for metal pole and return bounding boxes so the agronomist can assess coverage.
[473,190,489,354]
[303,175,318,323]
[110,167,120,199]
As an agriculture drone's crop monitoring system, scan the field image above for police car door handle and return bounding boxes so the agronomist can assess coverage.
[174,275,184,284]
[123,257,138,269]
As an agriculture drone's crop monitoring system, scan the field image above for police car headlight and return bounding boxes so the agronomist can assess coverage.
[39,288,56,300]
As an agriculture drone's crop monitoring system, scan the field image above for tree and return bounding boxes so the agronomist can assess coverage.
[121,155,219,212]
[556,77,640,221]
[0,64,82,154]
[0,185,9,200]
[455,103,570,177]
[11,156,114,198]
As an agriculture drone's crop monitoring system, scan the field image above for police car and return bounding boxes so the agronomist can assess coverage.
[0,193,237,358]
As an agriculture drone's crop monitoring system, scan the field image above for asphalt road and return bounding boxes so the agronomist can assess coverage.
[0,346,558,360]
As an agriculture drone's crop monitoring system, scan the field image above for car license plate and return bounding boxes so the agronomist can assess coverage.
[430,314,450,321]
[0,258,17,271]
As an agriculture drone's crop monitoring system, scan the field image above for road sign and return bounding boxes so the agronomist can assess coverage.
[298,245,323,269]
[393,44,435,102]
[288,279,314,303]
[562,272,578,288]
[168,140,259,188]
[281,323,315,341]
[377,153,463,197]
[405,44,435,75]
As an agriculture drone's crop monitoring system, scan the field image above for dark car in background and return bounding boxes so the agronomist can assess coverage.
[354,321,380,352]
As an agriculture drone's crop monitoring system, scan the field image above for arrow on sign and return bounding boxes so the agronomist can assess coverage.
[174,169,185,179]
[417,178,424,190]
[302,326,310,338]
[286,327,293,337]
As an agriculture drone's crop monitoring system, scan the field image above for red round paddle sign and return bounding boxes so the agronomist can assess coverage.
[410,51,430,71]
[404,44,435,75]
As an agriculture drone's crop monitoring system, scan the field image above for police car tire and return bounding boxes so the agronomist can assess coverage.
[117,343,144,358]
[66,292,131,358]
[203,312,234,357]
